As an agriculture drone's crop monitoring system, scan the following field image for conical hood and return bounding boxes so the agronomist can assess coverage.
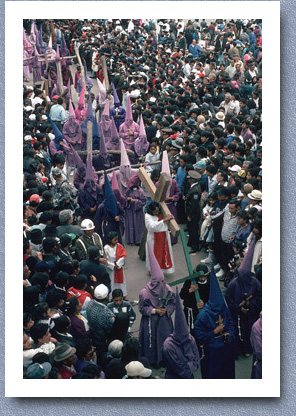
[161,150,172,197]
[100,131,107,154]
[111,170,120,192]
[103,171,118,217]
[86,92,94,122]
[49,117,63,142]
[61,53,66,67]
[112,83,120,105]
[146,241,164,283]
[56,43,60,60]
[69,144,85,169]
[84,61,93,92]
[85,152,95,181]
[208,264,225,314]
[139,115,146,139]
[102,100,110,118]
[97,78,107,101]
[125,95,133,123]
[173,287,190,341]
[61,35,70,55]
[78,83,85,108]
[48,35,52,50]
[120,138,131,167]
[92,114,101,151]
[126,171,141,191]
[110,118,119,139]
[238,235,257,273]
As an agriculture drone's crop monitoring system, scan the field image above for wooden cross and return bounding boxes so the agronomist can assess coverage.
[215,314,224,337]
[138,167,179,237]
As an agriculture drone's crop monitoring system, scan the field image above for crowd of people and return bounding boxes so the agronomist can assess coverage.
[23,18,262,380]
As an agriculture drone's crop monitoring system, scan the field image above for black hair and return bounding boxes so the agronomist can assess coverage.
[147,201,160,216]
[32,302,49,321]
[52,315,70,332]
[75,338,94,360]
[23,312,33,327]
[30,323,49,344]
[32,352,50,365]
[112,289,124,298]
[107,231,118,243]
[73,274,88,290]
[31,272,50,292]
[23,285,41,313]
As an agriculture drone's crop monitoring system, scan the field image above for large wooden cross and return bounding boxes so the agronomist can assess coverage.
[138,167,179,237]
[138,167,202,304]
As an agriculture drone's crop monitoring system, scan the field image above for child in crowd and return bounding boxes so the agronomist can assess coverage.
[104,231,127,297]
[107,289,136,341]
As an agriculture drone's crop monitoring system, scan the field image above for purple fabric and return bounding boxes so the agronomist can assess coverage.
[78,184,104,221]
[250,312,262,378]
[92,153,112,172]
[119,122,140,150]
[138,286,175,365]
[225,271,262,355]
[94,202,124,245]
[110,106,126,131]
[124,187,146,244]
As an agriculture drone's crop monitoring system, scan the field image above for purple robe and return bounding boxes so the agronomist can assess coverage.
[194,304,236,379]
[23,54,41,84]
[250,313,262,379]
[92,153,113,172]
[119,121,140,150]
[74,166,98,191]
[110,105,126,131]
[63,120,83,166]
[124,187,146,244]
[94,202,125,245]
[138,283,175,365]
[155,179,180,245]
[162,334,199,378]
[225,270,262,356]
[78,182,104,221]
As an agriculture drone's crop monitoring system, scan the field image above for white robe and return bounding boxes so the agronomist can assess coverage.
[145,214,175,274]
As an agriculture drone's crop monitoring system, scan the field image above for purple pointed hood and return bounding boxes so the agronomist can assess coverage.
[161,150,172,197]
[134,115,149,157]
[83,61,93,92]
[68,95,75,119]
[78,83,85,110]
[147,241,165,284]
[173,287,190,341]
[112,82,120,106]
[204,264,226,317]
[236,235,258,292]
[97,78,107,103]
[100,131,107,154]
[103,171,118,217]
[125,95,133,124]
[85,153,95,181]
[111,171,126,208]
[69,144,85,169]
[126,171,141,192]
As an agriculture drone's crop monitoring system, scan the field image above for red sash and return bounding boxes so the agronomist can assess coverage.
[153,216,173,270]
[114,243,127,284]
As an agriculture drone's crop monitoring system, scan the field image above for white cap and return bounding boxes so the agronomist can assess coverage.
[125,361,152,378]
[42,115,48,120]
[29,114,36,120]
[24,106,34,112]
[94,284,109,300]
[24,135,33,141]
[229,165,242,173]
[81,219,95,230]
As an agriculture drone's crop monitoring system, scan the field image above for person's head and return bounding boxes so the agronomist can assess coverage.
[73,274,88,290]
[23,285,41,311]
[54,343,76,367]
[217,186,230,201]
[30,323,51,345]
[216,170,228,184]
[228,198,240,215]
[64,296,82,316]
[108,339,124,358]
[195,264,209,284]
[60,233,72,249]
[111,288,124,307]
[147,201,160,216]
[23,332,32,350]
[58,209,73,225]
[75,338,96,362]
[205,165,217,178]
[94,284,109,302]
[81,219,95,236]
[252,219,262,239]
[23,312,34,331]
[121,336,141,363]
[237,210,249,227]
[53,315,71,334]
[107,231,118,246]
[46,290,65,309]
[125,361,152,379]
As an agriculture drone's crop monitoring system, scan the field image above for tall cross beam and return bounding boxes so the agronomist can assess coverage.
[138,167,180,237]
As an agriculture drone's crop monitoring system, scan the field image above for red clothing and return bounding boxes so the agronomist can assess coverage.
[67,287,92,306]
[153,216,173,270]
[55,363,76,379]
[114,243,127,284]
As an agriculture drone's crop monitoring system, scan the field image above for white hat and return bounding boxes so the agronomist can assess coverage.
[24,135,33,142]
[42,115,48,120]
[229,165,242,173]
[81,219,95,230]
[25,106,34,112]
[94,284,109,300]
[125,361,152,378]
[215,111,225,121]
[248,190,262,201]
[29,114,36,120]
[130,90,140,98]
[48,133,55,141]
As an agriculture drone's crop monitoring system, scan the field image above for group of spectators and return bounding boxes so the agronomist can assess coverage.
[22,18,262,380]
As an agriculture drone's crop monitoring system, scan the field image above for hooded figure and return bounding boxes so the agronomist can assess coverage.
[162,288,200,378]
[38,25,47,54]
[81,92,94,147]
[124,172,146,245]
[194,264,236,379]
[92,129,112,172]
[96,78,107,123]
[48,117,65,156]
[61,35,71,65]
[138,242,176,366]
[109,83,126,131]
[78,153,104,221]
[119,96,140,150]
[225,237,262,357]
[156,150,180,245]
[115,139,137,196]
[107,118,120,151]
[133,115,149,158]
[75,83,87,123]
[98,100,113,147]
[46,35,56,60]
[250,311,262,379]
[111,171,126,210]
[63,95,83,159]
[23,46,42,85]
[92,114,101,151]
[77,62,93,93]
[95,171,125,245]
[61,53,73,87]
